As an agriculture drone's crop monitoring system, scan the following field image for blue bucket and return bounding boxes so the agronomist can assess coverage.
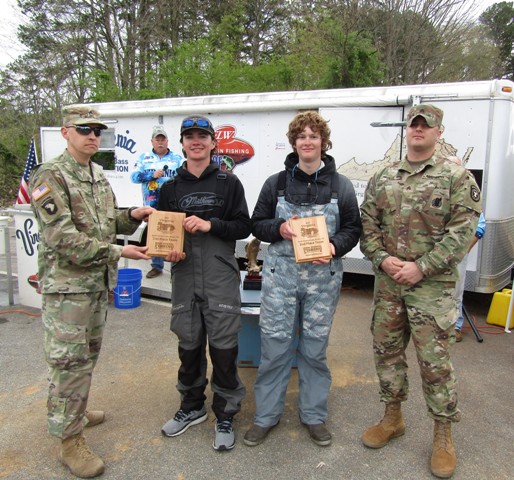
[114,268,142,309]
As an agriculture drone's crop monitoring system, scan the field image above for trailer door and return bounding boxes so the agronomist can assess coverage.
[320,106,405,274]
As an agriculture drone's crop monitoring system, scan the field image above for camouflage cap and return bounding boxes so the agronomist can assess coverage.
[180,114,215,138]
[152,126,168,139]
[63,106,108,129]
[406,104,444,128]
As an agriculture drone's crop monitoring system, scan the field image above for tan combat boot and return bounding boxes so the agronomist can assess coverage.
[431,420,457,478]
[60,433,105,478]
[361,402,405,448]
[84,410,105,428]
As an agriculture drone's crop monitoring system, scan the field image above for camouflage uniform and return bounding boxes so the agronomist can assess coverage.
[251,153,361,427]
[30,150,141,439]
[360,153,481,421]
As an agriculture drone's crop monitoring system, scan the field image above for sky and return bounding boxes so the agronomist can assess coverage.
[0,0,508,69]
[0,0,26,68]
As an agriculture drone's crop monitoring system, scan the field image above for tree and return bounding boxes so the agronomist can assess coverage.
[284,14,385,89]
[0,0,510,206]
[15,0,208,101]
[356,0,482,84]
[480,1,514,80]
[149,37,291,97]
[0,71,45,207]
[426,24,501,82]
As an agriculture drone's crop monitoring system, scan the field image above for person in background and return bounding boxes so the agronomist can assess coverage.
[447,157,486,342]
[359,104,481,478]
[454,212,485,341]
[30,107,152,478]
[159,114,251,451]
[131,125,183,278]
[244,111,361,448]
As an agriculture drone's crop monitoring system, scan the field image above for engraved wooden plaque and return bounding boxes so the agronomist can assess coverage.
[146,211,186,257]
[289,215,332,263]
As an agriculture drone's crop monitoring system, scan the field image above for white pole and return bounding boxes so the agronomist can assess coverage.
[505,286,513,334]
[0,217,14,305]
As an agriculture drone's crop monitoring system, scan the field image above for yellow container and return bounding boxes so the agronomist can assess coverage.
[486,289,514,328]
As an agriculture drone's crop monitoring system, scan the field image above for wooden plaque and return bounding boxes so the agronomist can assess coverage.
[146,211,186,257]
[289,215,332,263]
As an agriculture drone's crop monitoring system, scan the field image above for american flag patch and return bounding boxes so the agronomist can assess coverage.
[32,183,51,201]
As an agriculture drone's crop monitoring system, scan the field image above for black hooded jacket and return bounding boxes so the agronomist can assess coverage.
[159,162,251,241]
[251,152,362,258]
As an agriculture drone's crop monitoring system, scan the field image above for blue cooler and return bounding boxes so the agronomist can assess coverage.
[238,272,298,367]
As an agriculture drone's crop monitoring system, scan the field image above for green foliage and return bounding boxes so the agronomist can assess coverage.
[0,79,44,207]
[0,140,24,208]
[90,71,130,103]
[322,30,385,88]
[2,0,504,106]
[0,117,36,208]
[137,38,292,98]
[283,16,385,89]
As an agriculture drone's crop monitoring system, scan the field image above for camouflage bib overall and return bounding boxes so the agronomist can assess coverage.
[253,193,344,426]
[260,195,343,338]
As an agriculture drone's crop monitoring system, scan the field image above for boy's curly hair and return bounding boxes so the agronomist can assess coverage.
[287,111,332,154]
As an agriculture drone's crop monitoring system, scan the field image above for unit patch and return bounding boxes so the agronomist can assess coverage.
[32,182,51,201]
[41,198,58,216]
[470,185,480,202]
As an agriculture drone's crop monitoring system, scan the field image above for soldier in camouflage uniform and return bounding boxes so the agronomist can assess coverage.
[29,107,153,478]
[359,105,481,479]
[244,112,361,448]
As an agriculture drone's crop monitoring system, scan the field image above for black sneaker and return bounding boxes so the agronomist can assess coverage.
[213,417,235,451]
[306,423,332,446]
[161,406,208,437]
[243,423,277,446]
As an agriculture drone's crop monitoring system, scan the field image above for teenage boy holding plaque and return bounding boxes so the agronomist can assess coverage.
[244,111,361,447]
[158,115,251,452]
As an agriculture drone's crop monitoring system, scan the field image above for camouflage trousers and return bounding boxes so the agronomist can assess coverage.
[42,291,108,439]
[371,272,460,422]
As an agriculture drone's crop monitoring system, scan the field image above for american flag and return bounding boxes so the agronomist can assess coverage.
[16,138,38,205]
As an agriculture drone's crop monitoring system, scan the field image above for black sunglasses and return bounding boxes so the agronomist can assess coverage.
[68,125,103,137]
[181,118,211,129]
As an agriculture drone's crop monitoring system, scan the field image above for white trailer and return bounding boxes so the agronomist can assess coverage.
[40,79,514,293]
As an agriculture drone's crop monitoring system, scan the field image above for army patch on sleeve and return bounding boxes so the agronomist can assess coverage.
[470,185,480,202]
[32,182,51,201]
[41,197,58,216]
[432,197,442,208]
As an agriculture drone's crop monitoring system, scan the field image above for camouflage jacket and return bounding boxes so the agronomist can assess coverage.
[29,150,141,293]
[360,153,481,281]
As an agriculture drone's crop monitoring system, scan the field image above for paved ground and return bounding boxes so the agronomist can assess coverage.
[1,219,513,479]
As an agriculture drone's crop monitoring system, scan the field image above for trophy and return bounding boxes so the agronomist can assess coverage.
[243,238,262,290]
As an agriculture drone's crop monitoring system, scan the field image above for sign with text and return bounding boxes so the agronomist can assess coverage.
[146,211,185,257]
[290,216,332,263]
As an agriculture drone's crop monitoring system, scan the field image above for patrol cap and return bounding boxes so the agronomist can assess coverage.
[63,106,108,129]
[180,114,215,138]
[152,126,168,139]
[406,104,444,128]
